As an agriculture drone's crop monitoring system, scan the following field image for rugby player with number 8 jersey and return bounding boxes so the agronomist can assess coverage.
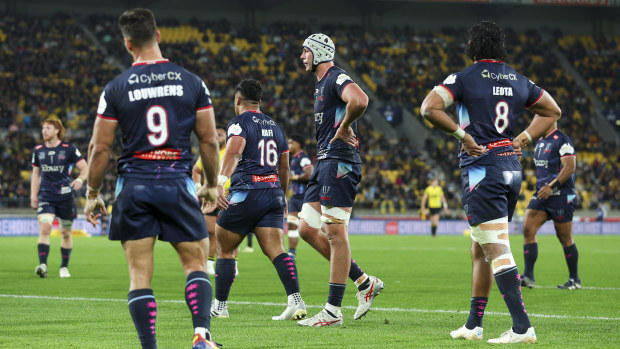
[421,21,562,344]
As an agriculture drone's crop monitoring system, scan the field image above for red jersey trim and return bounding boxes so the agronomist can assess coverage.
[560,154,576,158]
[97,114,118,121]
[35,145,43,150]
[302,164,313,169]
[438,85,455,102]
[281,149,290,154]
[544,129,559,139]
[526,89,545,108]
[476,59,504,63]
[132,59,170,66]
[338,81,354,97]
[196,105,214,112]
[32,164,39,167]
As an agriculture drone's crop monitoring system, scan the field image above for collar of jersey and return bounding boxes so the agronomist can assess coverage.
[544,129,559,139]
[476,59,503,64]
[132,59,170,66]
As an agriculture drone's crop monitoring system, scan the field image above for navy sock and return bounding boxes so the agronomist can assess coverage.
[214,258,236,301]
[465,297,488,329]
[563,244,580,281]
[272,253,300,296]
[60,247,72,268]
[247,233,253,248]
[38,243,49,265]
[327,283,346,307]
[348,259,364,282]
[494,267,532,334]
[288,248,296,256]
[431,225,437,236]
[185,271,212,332]
[128,289,157,349]
[522,243,538,280]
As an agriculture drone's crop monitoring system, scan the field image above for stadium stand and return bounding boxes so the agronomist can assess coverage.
[1,15,619,213]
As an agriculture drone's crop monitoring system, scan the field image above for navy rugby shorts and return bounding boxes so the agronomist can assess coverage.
[108,176,208,242]
[217,188,286,234]
[37,198,77,221]
[303,159,362,208]
[288,194,305,213]
[527,193,576,223]
[460,157,522,226]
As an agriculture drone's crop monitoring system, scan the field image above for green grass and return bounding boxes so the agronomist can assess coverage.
[0,234,619,348]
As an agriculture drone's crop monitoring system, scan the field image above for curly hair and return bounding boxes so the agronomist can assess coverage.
[235,79,262,103]
[466,21,507,62]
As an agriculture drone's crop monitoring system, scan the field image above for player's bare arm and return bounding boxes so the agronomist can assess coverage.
[278,152,290,194]
[330,83,368,147]
[420,89,487,157]
[71,159,88,190]
[292,163,313,182]
[537,154,576,200]
[194,107,219,204]
[30,166,41,209]
[85,117,117,226]
[514,91,562,149]
[216,135,245,210]
[192,163,202,185]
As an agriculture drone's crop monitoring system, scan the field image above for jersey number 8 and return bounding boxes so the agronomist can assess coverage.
[146,105,169,147]
[258,139,278,166]
[494,101,509,134]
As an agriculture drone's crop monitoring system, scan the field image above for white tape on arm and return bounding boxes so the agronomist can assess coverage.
[433,86,454,108]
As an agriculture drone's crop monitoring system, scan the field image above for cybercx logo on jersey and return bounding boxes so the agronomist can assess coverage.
[127,72,182,85]
[481,69,517,81]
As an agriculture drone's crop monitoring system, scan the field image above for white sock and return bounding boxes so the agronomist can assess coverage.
[194,327,211,341]
[288,292,303,305]
[207,259,215,268]
[324,302,340,316]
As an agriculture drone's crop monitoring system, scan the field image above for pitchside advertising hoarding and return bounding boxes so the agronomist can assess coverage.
[0,217,617,236]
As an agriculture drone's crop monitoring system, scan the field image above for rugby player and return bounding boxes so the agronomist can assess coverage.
[209,79,307,322]
[83,8,220,348]
[297,33,384,327]
[421,21,561,343]
[31,117,87,279]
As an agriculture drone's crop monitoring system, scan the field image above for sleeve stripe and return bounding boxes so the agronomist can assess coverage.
[438,84,455,102]
[32,164,39,167]
[281,149,290,153]
[228,135,246,140]
[197,105,214,112]
[526,89,545,108]
[560,154,576,158]
[302,164,313,169]
[97,114,118,121]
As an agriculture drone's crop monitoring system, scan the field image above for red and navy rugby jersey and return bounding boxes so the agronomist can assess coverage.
[96,59,212,178]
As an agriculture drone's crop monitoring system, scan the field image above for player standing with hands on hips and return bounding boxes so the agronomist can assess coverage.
[83,8,220,349]
[297,33,384,327]
[421,21,561,343]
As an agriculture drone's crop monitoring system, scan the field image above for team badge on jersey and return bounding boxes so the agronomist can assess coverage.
[443,74,457,84]
[228,123,242,136]
[336,74,351,85]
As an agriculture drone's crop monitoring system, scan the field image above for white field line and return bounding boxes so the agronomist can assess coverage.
[1,294,618,321]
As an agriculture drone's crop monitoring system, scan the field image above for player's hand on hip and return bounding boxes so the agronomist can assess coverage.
[461,134,487,157]
[537,185,552,200]
[71,179,83,191]
[512,139,523,159]
[30,196,38,209]
[202,199,217,215]
[216,185,229,210]
[330,125,358,147]
[84,196,107,227]
[197,185,217,204]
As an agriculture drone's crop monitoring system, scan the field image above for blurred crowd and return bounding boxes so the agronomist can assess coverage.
[1,14,618,213]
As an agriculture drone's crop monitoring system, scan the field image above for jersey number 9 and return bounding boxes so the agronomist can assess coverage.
[146,105,169,147]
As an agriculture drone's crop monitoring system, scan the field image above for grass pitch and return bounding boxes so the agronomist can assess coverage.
[0,234,619,348]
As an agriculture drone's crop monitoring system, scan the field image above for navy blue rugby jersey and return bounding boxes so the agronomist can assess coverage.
[226,111,289,190]
[96,59,213,178]
[533,129,576,195]
[313,66,362,164]
[437,60,544,167]
[290,150,312,196]
[32,142,84,201]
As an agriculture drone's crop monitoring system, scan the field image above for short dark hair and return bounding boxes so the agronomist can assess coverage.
[289,134,305,146]
[466,21,507,62]
[215,123,226,130]
[235,79,262,103]
[118,8,157,48]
